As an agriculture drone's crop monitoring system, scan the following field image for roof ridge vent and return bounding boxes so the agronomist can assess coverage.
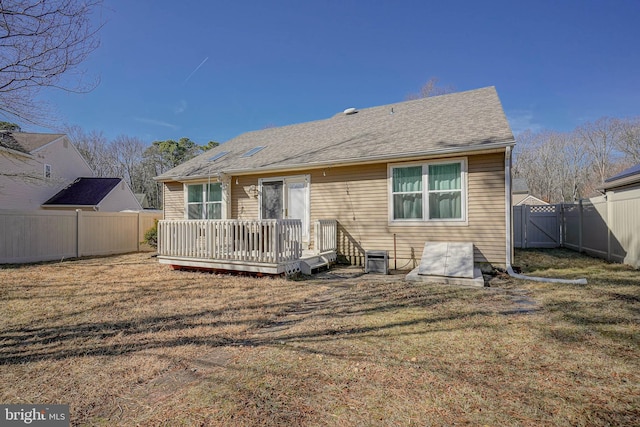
[343,107,358,115]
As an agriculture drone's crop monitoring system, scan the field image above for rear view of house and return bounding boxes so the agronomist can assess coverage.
[155,87,516,274]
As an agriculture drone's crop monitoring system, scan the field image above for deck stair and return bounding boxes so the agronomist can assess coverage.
[300,250,336,275]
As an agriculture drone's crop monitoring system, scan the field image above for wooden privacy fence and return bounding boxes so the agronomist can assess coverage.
[514,187,640,268]
[0,210,162,264]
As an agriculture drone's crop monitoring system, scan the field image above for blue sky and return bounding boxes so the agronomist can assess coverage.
[33,0,640,145]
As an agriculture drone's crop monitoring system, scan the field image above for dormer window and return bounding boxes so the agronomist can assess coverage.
[44,164,52,179]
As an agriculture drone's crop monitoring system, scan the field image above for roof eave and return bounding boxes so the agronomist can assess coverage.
[600,174,640,191]
[155,140,515,182]
[224,139,515,176]
[41,204,98,209]
[0,145,33,158]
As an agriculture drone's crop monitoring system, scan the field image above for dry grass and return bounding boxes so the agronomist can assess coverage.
[1,249,638,426]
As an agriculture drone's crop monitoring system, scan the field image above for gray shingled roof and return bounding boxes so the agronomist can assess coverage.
[512,178,529,194]
[0,132,28,154]
[43,177,122,206]
[157,86,515,181]
[9,132,65,152]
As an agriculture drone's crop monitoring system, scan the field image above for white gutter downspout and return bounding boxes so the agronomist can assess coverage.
[504,146,587,285]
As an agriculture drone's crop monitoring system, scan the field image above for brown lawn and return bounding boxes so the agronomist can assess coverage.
[0,249,638,426]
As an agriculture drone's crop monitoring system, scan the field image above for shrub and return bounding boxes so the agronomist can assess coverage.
[143,220,158,248]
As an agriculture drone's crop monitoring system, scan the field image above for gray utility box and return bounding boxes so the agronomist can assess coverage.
[365,250,388,274]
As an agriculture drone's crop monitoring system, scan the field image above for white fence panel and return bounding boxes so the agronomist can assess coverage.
[608,189,640,267]
[0,210,78,263]
[79,212,139,256]
[0,210,162,264]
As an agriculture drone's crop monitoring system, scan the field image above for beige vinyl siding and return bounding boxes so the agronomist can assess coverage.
[233,175,262,220]
[163,152,507,267]
[163,182,185,219]
[225,152,507,268]
[307,154,506,267]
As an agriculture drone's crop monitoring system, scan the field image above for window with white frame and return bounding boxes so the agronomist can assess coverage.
[186,183,223,219]
[390,159,466,222]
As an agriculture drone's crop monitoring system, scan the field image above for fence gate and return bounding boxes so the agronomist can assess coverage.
[513,205,561,248]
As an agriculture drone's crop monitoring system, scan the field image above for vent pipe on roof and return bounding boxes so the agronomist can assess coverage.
[343,107,357,115]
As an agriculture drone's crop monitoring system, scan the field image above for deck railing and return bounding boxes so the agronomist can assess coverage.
[158,219,302,264]
[314,219,337,253]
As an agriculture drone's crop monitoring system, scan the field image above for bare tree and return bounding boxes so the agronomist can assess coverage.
[406,77,456,100]
[576,117,621,186]
[110,134,146,189]
[615,117,640,164]
[556,131,589,202]
[0,0,103,123]
[64,125,113,176]
[514,129,591,203]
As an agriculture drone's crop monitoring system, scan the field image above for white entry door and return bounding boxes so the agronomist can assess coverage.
[260,175,310,246]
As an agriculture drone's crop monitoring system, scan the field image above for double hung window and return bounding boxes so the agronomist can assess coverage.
[187,183,223,219]
[390,159,466,222]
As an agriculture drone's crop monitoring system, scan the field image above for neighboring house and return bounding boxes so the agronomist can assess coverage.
[42,177,143,211]
[135,193,151,209]
[155,87,516,274]
[601,163,640,192]
[512,177,549,206]
[0,131,94,210]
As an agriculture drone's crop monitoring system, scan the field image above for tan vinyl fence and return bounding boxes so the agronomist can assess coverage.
[0,210,162,264]
[561,188,640,268]
[513,188,640,268]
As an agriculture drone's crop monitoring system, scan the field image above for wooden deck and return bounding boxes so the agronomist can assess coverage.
[157,219,337,275]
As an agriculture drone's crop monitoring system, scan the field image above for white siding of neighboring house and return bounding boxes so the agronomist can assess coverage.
[0,136,94,211]
[98,180,144,212]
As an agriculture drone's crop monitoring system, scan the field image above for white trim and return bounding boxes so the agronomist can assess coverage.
[387,157,468,225]
[183,180,226,220]
[514,194,549,206]
[258,174,311,244]
[505,146,513,268]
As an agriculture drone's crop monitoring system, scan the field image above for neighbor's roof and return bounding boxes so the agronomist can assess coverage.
[157,86,515,182]
[7,132,66,152]
[0,132,28,154]
[512,178,529,194]
[43,177,122,206]
[601,163,640,190]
